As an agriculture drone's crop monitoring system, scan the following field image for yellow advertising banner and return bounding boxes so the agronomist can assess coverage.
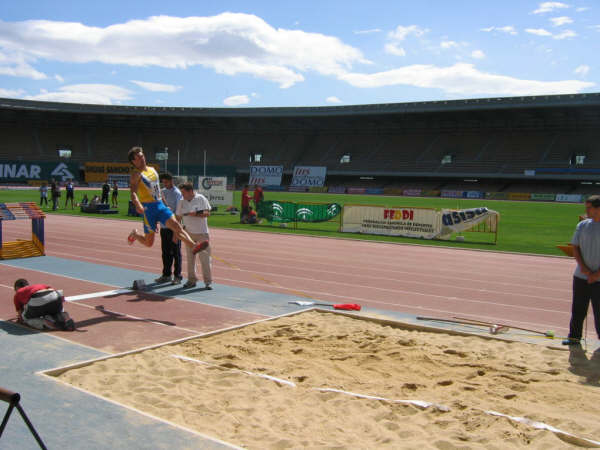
[508,192,532,201]
[84,162,159,182]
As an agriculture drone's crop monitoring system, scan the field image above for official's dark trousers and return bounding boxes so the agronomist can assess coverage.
[568,276,600,340]
[160,228,182,278]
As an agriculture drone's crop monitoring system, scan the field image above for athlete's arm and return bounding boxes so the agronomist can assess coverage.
[129,172,145,214]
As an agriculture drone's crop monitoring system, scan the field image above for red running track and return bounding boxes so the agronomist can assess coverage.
[3,214,580,337]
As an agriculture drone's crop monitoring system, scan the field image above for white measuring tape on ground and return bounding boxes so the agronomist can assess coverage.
[65,288,133,302]
[171,353,600,445]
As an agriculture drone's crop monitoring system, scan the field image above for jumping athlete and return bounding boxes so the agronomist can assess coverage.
[126,147,207,254]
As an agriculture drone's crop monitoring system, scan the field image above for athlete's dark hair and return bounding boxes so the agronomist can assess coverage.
[14,278,29,291]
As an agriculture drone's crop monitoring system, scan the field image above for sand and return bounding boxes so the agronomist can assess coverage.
[56,310,600,449]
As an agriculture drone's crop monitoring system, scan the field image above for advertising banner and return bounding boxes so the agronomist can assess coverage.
[346,187,366,194]
[258,201,342,223]
[0,161,78,182]
[328,186,346,194]
[290,166,327,187]
[485,192,509,200]
[249,165,283,186]
[531,193,556,201]
[508,192,531,201]
[383,188,404,195]
[402,189,422,197]
[197,176,232,206]
[438,208,499,239]
[84,162,159,183]
[556,194,583,203]
[441,190,464,198]
[342,205,440,239]
[465,191,484,199]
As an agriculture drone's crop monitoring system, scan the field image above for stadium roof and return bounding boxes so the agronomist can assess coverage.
[1,93,600,118]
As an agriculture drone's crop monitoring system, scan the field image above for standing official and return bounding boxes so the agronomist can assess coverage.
[176,182,212,290]
[155,173,183,285]
[564,195,600,345]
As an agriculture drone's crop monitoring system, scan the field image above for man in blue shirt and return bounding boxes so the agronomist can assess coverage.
[564,195,600,345]
[156,173,183,285]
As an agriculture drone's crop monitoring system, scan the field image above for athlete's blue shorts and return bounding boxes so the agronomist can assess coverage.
[142,201,173,234]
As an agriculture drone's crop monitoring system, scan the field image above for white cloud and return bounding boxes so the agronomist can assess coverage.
[54,74,64,83]
[553,29,576,39]
[0,87,25,97]
[0,50,47,79]
[223,94,250,106]
[574,64,590,77]
[440,40,459,49]
[353,29,382,35]
[130,80,182,92]
[471,50,485,59]
[550,16,573,26]
[384,43,406,56]
[533,2,570,14]
[23,84,133,104]
[576,7,589,12]
[326,96,342,104]
[0,14,369,89]
[480,26,517,35]
[337,62,594,96]
[388,25,428,41]
[525,28,553,36]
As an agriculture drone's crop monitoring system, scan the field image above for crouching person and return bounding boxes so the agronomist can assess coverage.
[13,279,75,331]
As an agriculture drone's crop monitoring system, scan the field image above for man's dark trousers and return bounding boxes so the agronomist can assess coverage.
[568,276,600,340]
[160,228,182,279]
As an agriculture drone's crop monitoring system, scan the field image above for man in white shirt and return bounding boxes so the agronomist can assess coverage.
[176,182,212,289]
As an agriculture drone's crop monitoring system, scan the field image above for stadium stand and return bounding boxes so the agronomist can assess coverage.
[0,94,599,194]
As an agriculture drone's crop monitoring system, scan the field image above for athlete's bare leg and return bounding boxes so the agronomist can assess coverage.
[165,216,196,247]
[128,229,155,247]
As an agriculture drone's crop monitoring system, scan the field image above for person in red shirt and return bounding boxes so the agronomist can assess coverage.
[13,279,75,331]
[240,184,251,223]
[253,185,264,210]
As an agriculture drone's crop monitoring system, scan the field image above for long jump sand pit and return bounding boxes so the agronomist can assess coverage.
[51,310,600,449]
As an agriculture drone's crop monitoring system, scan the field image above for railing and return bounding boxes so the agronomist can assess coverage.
[0,387,47,449]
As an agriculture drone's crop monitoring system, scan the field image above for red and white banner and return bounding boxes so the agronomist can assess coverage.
[291,166,327,187]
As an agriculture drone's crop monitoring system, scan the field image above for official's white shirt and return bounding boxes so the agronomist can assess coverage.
[176,193,211,234]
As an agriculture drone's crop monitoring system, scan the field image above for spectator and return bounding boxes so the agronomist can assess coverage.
[50,179,60,211]
[101,181,110,204]
[563,195,600,345]
[64,179,75,209]
[13,278,75,331]
[155,173,183,285]
[176,182,212,290]
[90,195,100,206]
[39,182,48,208]
[111,181,119,208]
[240,184,251,223]
[81,194,89,206]
[246,206,258,224]
[253,185,264,211]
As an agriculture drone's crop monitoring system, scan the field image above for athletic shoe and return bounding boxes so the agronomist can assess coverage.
[63,318,75,331]
[205,283,213,290]
[192,240,209,255]
[127,230,137,245]
[154,275,172,283]
[562,338,581,346]
[172,277,182,285]
[183,281,197,289]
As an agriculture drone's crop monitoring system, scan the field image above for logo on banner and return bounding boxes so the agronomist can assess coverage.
[296,208,313,221]
[327,204,339,217]
[441,208,488,226]
[383,209,415,221]
[272,203,284,217]
[51,163,74,181]
[201,177,224,190]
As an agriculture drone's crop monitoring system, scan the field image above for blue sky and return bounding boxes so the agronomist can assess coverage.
[0,1,598,107]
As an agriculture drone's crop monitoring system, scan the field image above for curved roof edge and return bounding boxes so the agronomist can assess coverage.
[1,93,599,118]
